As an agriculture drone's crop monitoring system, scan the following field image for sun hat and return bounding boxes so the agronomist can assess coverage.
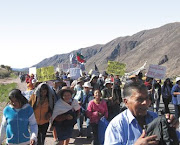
[82,82,93,88]
[176,77,180,83]
[77,77,85,83]
[90,74,99,82]
[104,78,113,86]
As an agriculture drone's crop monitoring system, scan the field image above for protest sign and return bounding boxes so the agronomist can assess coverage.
[107,61,126,76]
[36,66,56,82]
[62,64,69,73]
[70,68,81,80]
[146,64,166,79]
[29,67,36,78]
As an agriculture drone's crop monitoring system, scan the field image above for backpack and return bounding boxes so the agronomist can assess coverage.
[98,116,109,145]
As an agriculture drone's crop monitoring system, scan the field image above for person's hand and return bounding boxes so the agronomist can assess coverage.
[98,112,103,117]
[66,114,73,120]
[30,139,35,145]
[165,113,179,128]
[134,130,159,145]
[109,97,113,100]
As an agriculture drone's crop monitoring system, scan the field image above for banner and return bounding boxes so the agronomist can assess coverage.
[36,66,56,82]
[107,61,126,76]
[124,61,147,76]
[29,67,36,78]
[70,68,81,80]
[146,64,166,79]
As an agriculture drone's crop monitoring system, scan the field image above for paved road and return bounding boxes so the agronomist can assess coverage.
[44,101,175,145]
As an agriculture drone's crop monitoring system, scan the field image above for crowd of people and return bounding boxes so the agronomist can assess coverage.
[0,70,180,145]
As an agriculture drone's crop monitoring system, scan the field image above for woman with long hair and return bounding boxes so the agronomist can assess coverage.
[0,89,38,145]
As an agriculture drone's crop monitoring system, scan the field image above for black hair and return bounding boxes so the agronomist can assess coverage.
[40,84,49,97]
[123,81,148,98]
[9,89,28,107]
[60,90,73,99]
[162,78,173,92]
[93,89,102,96]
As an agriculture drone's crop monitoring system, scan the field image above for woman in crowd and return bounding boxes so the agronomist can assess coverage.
[29,83,54,145]
[87,89,108,145]
[51,86,80,145]
[162,78,173,113]
[0,89,38,145]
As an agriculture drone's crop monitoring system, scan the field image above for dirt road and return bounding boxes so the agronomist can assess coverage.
[0,77,92,145]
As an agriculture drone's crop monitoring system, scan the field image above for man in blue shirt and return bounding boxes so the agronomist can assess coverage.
[74,81,94,138]
[104,81,179,145]
[171,77,180,119]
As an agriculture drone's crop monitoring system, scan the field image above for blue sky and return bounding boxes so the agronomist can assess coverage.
[0,0,179,68]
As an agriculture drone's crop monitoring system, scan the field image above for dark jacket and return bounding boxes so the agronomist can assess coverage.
[146,115,179,145]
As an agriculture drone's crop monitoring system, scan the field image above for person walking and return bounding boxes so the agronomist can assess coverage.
[0,89,38,145]
[87,89,108,145]
[171,77,180,119]
[51,86,80,145]
[29,83,54,145]
[162,78,173,113]
[74,81,94,138]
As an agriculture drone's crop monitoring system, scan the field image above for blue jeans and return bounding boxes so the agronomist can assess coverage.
[77,113,91,137]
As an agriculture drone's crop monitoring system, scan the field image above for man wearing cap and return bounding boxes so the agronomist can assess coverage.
[171,77,180,119]
[102,78,121,121]
[90,74,100,93]
[97,71,108,91]
[74,82,94,138]
[74,77,85,93]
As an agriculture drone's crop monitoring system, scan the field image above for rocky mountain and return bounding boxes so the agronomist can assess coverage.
[33,22,180,77]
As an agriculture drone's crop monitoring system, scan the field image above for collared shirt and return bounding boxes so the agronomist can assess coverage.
[104,109,158,145]
[74,90,93,112]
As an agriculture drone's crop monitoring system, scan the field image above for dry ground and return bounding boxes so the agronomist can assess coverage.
[0,77,92,145]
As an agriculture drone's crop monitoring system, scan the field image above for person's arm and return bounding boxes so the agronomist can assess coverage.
[174,92,180,95]
[0,115,7,144]
[29,113,38,144]
[171,85,180,96]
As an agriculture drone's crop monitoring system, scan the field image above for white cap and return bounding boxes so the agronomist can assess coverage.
[82,82,93,88]
[176,77,180,82]
[104,78,113,86]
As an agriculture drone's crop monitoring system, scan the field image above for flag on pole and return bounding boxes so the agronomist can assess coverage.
[76,53,86,63]
[94,62,99,72]
[70,53,77,64]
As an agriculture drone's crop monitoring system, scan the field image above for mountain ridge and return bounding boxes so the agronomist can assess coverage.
[32,22,180,77]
